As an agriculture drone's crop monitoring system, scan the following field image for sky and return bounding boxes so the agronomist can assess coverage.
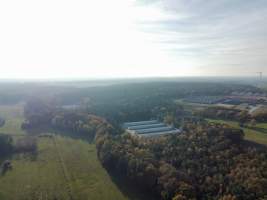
[0,0,267,79]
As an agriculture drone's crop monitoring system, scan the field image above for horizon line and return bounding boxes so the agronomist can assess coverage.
[0,75,265,83]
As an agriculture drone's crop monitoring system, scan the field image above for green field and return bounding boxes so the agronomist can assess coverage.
[207,119,267,145]
[0,105,148,200]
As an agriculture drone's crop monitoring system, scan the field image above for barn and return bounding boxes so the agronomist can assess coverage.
[123,120,181,137]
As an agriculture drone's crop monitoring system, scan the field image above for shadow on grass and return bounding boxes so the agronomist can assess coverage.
[242,139,267,150]
[107,170,159,200]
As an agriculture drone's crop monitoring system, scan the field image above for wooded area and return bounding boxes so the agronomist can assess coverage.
[96,123,267,200]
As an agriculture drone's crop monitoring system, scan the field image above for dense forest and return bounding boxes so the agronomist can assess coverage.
[96,123,267,200]
[58,82,261,124]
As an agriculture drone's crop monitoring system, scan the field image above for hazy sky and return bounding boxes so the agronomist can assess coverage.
[0,0,267,79]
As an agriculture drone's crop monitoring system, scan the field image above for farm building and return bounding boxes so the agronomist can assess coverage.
[123,120,181,137]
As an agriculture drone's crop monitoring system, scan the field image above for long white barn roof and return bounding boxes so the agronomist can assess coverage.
[123,120,181,137]
[123,120,158,127]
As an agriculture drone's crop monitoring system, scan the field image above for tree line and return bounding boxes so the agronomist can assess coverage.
[196,106,267,125]
[22,98,117,140]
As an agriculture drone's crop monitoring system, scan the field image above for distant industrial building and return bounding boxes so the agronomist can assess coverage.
[123,120,181,137]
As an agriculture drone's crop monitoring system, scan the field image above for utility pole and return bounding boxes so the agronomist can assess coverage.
[257,72,263,80]
[256,72,263,87]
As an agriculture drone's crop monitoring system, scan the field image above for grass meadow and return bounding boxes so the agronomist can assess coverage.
[0,105,144,200]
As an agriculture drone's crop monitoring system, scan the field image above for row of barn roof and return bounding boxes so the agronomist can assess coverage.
[123,120,180,137]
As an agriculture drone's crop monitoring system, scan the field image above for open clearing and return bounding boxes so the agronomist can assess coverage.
[0,105,144,200]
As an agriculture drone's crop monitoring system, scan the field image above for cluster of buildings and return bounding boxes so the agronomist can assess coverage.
[123,120,181,137]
